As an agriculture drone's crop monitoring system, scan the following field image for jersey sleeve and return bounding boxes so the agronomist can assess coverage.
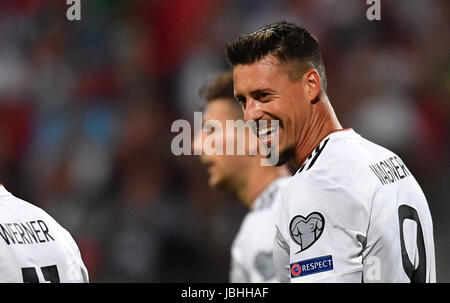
[75,244,90,283]
[273,186,290,282]
[229,240,250,283]
[273,228,290,283]
[275,173,370,282]
[60,228,90,283]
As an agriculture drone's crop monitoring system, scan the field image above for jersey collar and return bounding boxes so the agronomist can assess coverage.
[295,128,356,175]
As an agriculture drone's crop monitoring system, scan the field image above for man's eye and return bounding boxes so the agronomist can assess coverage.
[258,92,270,99]
[236,97,246,107]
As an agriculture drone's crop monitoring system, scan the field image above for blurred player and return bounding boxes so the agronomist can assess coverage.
[193,71,290,282]
[0,184,89,282]
[226,21,436,282]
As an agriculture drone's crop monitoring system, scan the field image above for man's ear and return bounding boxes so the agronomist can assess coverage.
[304,69,322,104]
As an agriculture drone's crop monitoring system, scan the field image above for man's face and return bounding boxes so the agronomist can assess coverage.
[233,55,310,165]
[193,99,249,188]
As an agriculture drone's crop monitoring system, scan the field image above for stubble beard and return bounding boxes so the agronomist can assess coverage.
[266,144,296,167]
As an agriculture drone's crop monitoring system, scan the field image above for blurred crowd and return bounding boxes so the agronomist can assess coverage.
[0,0,448,282]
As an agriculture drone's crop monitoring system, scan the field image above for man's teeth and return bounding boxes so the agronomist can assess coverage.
[258,126,277,138]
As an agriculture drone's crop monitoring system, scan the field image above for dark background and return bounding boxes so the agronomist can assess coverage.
[0,0,448,282]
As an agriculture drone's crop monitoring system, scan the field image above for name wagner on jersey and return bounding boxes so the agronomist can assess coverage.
[369,156,411,186]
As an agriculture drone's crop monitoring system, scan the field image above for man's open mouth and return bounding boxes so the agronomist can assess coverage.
[256,121,280,145]
[258,125,277,138]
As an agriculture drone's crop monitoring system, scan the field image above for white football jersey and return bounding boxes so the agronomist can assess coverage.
[274,129,436,283]
[230,177,289,283]
[0,185,89,283]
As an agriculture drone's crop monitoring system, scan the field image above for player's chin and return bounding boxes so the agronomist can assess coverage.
[271,145,295,166]
[208,174,225,189]
[259,137,291,166]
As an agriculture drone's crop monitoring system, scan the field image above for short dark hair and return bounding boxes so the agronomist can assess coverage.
[225,21,327,91]
[199,71,243,118]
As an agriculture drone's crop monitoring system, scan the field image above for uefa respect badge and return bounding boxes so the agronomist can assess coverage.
[290,255,333,279]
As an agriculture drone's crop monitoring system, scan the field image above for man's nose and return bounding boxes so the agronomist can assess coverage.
[243,98,263,123]
[192,130,203,155]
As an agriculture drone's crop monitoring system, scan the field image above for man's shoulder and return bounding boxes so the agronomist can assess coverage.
[233,177,289,248]
[284,130,397,207]
[0,190,73,241]
[293,130,397,184]
[251,177,290,213]
[1,193,54,221]
[236,200,277,241]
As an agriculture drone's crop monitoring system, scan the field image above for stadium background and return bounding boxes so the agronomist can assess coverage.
[0,0,448,282]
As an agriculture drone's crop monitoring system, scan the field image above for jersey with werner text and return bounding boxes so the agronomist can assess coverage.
[273,129,435,283]
[0,185,89,283]
[230,177,289,283]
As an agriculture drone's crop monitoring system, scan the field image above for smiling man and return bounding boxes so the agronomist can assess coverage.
[193,71,290,282]
[225,21,436,282]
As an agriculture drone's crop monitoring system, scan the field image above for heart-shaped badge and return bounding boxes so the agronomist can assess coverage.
[289,212,325,253]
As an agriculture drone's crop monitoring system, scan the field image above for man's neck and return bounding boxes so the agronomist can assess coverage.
[236,162,290,208]
[294,97,342,167]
